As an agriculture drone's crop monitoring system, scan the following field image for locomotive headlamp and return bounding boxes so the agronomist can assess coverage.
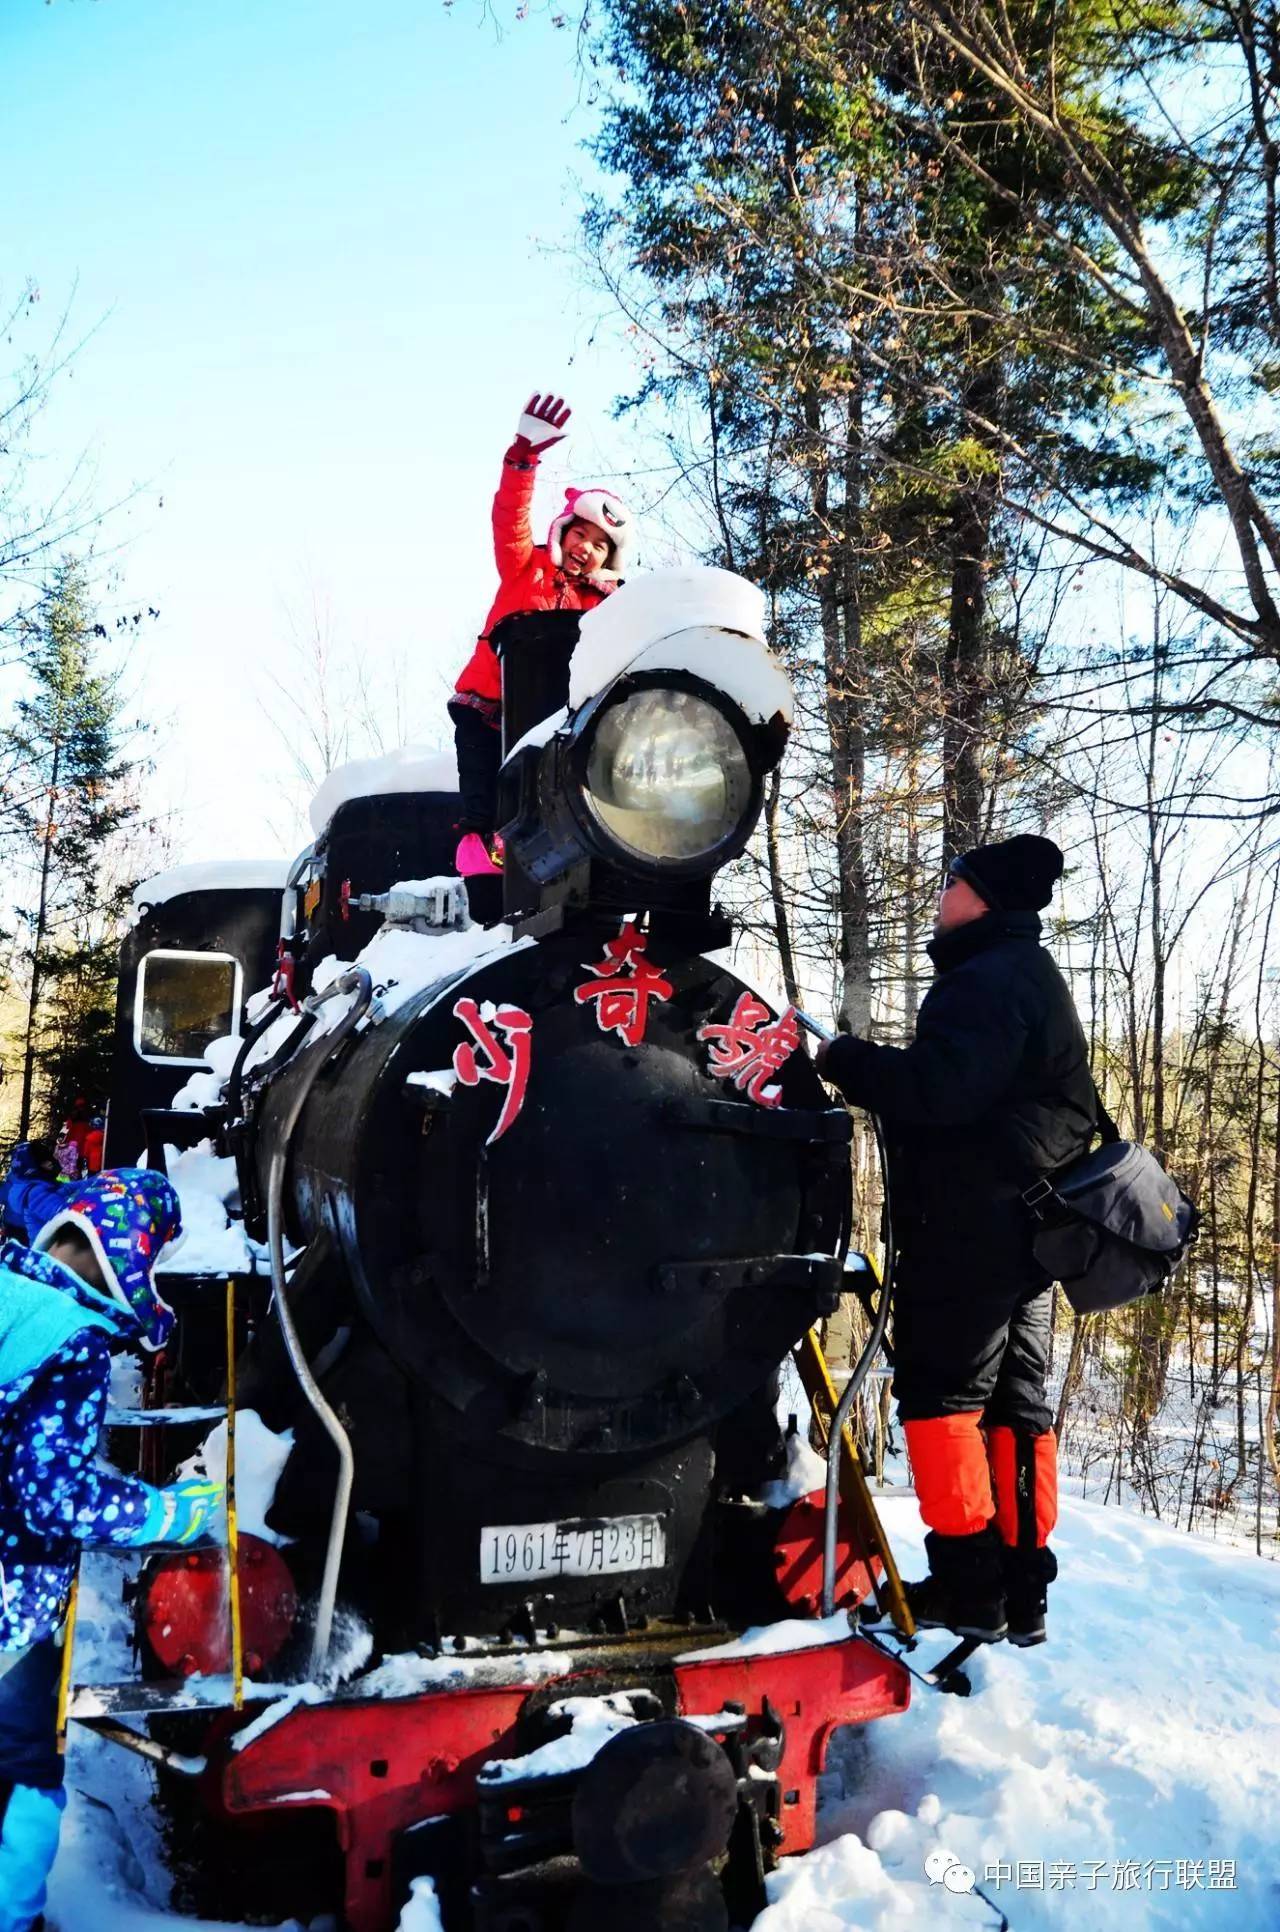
[495,568,794,927]
[555,669,764,886]
[580,685,755,865]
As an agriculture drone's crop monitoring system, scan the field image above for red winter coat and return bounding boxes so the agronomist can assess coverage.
[452,446,615,710]
[83,1127,105,1175]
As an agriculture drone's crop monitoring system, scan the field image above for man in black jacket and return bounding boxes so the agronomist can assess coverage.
[817,834,1094,1646]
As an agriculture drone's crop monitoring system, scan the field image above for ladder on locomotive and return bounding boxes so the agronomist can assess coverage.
[57,1276,248,1758]
[797,1251,915,1642]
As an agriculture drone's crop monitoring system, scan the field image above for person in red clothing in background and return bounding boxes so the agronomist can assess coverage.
[63,1097,91,1165]
[82,1117,105,1175]
[449,392,633,877]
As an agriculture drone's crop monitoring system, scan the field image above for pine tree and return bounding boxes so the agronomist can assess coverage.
[6,561,138,1135]
[579,0,1210,1103]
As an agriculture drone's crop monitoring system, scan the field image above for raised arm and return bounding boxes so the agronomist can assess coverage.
[492,392,571,583]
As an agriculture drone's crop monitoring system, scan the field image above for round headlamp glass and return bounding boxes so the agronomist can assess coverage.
[582,687,754,863]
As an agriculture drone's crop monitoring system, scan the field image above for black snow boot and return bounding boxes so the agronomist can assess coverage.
[903,1526,1008,1642]
[1001,1544,1058,1647]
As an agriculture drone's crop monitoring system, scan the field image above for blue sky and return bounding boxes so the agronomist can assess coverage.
[3,0,660,860]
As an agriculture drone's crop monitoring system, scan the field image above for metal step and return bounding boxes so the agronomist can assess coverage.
[68,1675,266,1719]
[105,1404,227,1427]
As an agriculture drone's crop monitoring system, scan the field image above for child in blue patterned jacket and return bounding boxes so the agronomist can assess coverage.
[0,1170,223,1932]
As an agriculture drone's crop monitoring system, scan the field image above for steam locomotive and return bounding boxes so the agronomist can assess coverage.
[95,569,911,1932]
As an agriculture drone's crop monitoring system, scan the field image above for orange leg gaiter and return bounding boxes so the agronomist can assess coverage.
[903,1413,995,1537]
[986,1424,1058,1548]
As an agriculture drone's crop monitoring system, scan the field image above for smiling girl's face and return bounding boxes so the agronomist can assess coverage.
[560,517,612,578]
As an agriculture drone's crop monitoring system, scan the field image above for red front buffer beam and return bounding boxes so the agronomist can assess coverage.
[674,1633,910,1857]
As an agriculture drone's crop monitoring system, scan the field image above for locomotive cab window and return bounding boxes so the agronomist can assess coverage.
[133,949,242,1064]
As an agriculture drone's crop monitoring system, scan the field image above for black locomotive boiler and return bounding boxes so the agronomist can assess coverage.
[98,568,911,1932]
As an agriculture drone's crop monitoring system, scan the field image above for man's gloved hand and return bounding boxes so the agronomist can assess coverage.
[127,1477,225,1547]
[512,392,571,456]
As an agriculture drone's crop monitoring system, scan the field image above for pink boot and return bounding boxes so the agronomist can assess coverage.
[455,832,502,877]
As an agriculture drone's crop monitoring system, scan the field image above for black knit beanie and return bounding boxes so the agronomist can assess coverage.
[950,834,1064,913]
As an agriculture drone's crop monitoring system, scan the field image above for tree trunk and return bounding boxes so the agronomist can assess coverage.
[942,496,991,857]
[941,357,1001,859]
[811,373,873,1036]
[764,762,799,1007]
[18,725,63,1138]
[1266,1059,1279,1493]
[824,598,873,1035]
[1055,1312,1089,1439]
[903,744,922,1031]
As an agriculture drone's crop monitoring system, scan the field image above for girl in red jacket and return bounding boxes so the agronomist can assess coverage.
[449,393,632,876]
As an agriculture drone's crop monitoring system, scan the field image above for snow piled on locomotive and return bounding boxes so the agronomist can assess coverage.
[308,744,459,838]
[568,564,792,726]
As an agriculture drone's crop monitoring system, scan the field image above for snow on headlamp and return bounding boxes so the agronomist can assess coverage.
[497,568,793,920]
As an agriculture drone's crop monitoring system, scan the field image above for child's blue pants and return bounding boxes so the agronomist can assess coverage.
[0,1639,66,1932]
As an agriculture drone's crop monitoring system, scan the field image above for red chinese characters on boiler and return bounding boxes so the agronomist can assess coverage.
[697,992,800,1109]
[449,918,801,1145]
[574,918,674,1047]
[451,997,534,1144]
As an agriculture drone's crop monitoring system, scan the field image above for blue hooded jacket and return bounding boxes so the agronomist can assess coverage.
[0,1147,66,1248]
[0,1185,183,1652]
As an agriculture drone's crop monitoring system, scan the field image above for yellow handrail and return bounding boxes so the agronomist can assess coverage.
[226,1277,244,1711]
[55,1566,80,1753]
[794,1292,915,1639]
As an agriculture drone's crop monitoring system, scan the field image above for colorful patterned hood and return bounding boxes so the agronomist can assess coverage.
[32,1168,183,1351]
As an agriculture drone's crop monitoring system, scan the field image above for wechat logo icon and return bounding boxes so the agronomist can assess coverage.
[924,1849,977,1894]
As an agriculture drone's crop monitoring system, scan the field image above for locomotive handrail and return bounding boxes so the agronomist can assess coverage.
[266,964,372,1676]
[658,1096,853,1143]
[821,1110,894,1618]
[224,985,316,1126]
[279,839,317,942]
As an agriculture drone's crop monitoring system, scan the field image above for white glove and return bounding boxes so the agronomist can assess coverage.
[513,392,571,455]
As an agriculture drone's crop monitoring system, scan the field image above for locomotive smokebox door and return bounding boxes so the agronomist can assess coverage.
[253,922,847,1638]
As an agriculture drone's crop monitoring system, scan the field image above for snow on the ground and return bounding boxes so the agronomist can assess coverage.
[48,1487,1280,1930]
[757,1488,1280,1931]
